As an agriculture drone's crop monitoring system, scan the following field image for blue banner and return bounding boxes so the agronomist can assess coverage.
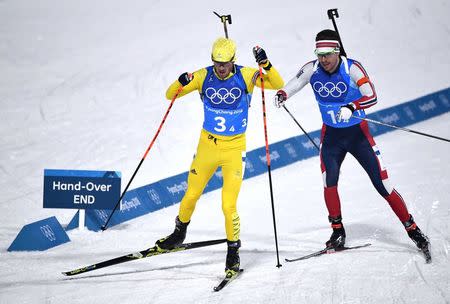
[43,169,121,210]
[8,216,70,251]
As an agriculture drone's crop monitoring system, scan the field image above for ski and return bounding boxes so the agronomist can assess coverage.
[285,243,372,262]
[213,269,244,292]
[62,238,227,276]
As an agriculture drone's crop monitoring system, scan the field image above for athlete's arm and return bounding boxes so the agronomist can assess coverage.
[241,62,284,93]
[281,61,314,99]
[349,61,377,110]
[165,68,208,100]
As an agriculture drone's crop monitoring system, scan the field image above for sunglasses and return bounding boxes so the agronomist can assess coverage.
[315,50,339,57]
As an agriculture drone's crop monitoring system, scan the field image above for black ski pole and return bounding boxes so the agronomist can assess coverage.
[327,8,347,57]
[283,105,320,151]
[213,11,232,38]
[258,63,282,268]
[101,86,184,231]
[354,116,450,143]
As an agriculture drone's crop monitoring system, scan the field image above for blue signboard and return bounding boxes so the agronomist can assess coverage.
[8,216,70,251]
[43,169,121,210]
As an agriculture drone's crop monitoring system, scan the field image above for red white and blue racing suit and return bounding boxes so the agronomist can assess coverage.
[281,56,410,223]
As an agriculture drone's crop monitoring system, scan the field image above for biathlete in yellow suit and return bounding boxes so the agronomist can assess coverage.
[155,37,284,275]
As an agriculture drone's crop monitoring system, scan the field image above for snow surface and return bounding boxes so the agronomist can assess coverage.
[1,0,450,303]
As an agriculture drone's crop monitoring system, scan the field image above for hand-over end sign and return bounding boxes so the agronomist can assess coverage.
[43,169,121,210]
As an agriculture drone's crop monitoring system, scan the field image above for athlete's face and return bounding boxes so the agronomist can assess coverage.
[213,61,234,79]
[317,52,340,73]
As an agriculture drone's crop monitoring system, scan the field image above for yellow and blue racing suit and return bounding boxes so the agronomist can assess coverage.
[166,62,284,241]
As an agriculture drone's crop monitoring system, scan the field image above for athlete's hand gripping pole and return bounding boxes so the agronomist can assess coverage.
[101,86,184,231]
[255,46,282,268]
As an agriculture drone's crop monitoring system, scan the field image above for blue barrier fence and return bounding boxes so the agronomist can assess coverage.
[67,87,450,232]
[8,216,70,251]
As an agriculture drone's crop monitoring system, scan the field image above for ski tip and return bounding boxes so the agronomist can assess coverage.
[61,269,82,276]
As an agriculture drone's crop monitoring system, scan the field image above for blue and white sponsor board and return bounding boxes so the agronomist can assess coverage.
[67,87,450,230]
[8,216,70,251]
[43,169,121,210]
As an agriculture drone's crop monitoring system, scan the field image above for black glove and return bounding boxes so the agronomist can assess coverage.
[178,72,193,86]
[274,90,287,108]
[253,46,268,65]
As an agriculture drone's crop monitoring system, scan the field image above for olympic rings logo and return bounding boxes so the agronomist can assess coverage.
[40,225,56,241]
[147,189,162,205]
[313,81,347,98]
[205,87,242,104]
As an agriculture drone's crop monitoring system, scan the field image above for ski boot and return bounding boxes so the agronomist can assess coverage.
[403,215,429,249]
[155,216,189,250]
[326,216,346,249]
[225,240,241,275]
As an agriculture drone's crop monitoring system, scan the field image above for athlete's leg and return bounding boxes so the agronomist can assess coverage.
[156,132,219,250]
[352,122,429,250]
[220,145,245,242]
[351,121,409,222]
[320,125,347,219]
[178,132,219,223]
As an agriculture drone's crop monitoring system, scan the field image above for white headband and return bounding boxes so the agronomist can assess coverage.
[315,40,340,54]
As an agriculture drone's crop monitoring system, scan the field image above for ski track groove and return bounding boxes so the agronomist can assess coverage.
[413,259,428,285]
[413,259,449,304]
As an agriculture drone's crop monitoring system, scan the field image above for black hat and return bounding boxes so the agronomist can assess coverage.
[315,29,340,42]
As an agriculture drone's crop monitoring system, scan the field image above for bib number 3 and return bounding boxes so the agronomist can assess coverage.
[214,116,227,132]
[213,116,247,133]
